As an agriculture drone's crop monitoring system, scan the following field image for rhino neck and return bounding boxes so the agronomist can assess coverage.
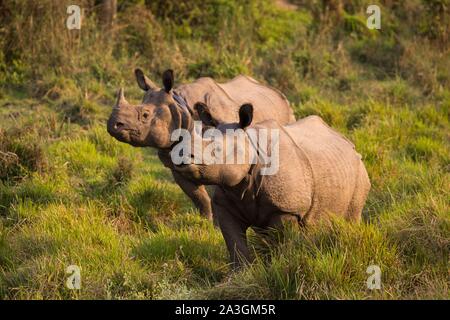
[172,90,191,116]
[228,128,272,200]
[221,162,264,202]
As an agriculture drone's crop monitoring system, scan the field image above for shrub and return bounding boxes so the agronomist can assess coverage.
[0,129,47,182]
[111,156,134,185]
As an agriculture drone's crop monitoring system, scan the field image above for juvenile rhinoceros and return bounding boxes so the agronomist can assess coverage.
[172,103,371,268]
[107,69,295,220]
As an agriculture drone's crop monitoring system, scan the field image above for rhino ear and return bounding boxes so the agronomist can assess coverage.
[162,69,174,93]
[194,102,216,127]
[239,103,253,128]
[135,68,158,91]
[168,103,182,131]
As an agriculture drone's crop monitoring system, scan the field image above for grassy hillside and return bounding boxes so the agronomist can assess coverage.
[0,0,448,299]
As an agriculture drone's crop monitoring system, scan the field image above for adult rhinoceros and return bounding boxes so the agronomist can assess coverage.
[107,69,295,220]
[173,103,371,268]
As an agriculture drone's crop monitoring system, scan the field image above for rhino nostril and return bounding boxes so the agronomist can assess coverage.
[114,122,124,130]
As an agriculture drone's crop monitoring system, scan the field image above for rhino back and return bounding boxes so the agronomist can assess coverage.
[176,76,294,125]
[218,75,295,124]
[258,116,364,221]
[287,116,364,221]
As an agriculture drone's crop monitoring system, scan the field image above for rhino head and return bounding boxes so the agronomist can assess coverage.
[107,69,191,149]
[172,103,255,187]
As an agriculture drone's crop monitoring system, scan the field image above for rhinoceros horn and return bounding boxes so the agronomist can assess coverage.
[114,87,129,110]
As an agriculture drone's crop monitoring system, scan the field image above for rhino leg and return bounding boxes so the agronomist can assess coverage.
[157,150,213,220]
[171,170,213,220]
[212,196,251,269]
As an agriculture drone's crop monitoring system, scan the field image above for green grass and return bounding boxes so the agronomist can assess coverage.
[0,0,449,300]
[0,86,447,299]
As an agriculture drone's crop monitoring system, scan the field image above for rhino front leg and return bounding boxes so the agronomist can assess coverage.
[213,200,251,269]
[171,169,213,220]
[158,150,212,220]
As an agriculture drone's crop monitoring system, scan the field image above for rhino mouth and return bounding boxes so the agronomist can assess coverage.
[112,123,139,134]
[109,127,141,143]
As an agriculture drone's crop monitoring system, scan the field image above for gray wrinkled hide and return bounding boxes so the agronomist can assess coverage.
[234,116,371,225]
[175,75,295,125]
[176,115,371,268]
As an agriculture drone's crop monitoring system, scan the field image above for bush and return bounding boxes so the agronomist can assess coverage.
[0,129,47,182]
[111,156,134,185]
